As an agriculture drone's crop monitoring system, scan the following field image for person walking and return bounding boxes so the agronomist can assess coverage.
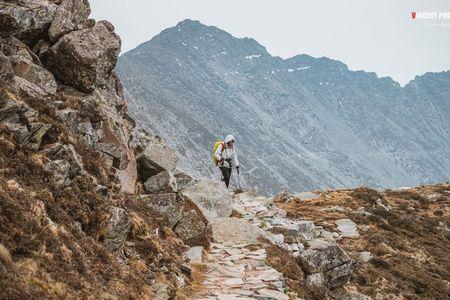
[213,135,240,188]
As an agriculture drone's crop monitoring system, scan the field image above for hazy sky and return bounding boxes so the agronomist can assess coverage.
[90,0,450,85]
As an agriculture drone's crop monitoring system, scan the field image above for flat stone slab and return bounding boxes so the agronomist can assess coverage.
[335,219,360,238]
[209,217,268,244]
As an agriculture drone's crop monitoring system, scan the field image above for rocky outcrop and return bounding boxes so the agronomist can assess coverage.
[45,20,120,92]
[179,178,233,222]
[299,239,356,289]
[144,170,178,193]
[48,0,92,42]
[136,134,179,181]
[0,98,51,150]
[140,193,210,246]
[0,0,58,45]
[0,0,201,298]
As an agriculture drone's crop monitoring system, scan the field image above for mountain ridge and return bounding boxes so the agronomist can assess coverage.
[118,19,450,195]
[124,19,450,87]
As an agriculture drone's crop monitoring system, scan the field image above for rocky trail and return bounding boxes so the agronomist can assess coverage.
[189,191,358,299]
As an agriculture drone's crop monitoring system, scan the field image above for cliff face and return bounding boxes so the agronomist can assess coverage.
[0,1,193,298]
[118,19,450,196]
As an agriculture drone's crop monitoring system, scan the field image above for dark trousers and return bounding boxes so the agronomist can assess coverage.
[219,167,232,188]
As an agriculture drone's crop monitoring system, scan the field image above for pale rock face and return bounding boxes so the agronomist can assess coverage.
[140,193,209,246]
[48,0,91,42]
[144,170,178,193]
[136,135,179,181]
[0,0,58,45]
[45,20,121,92]
[179,178,233,222]
[184,246,203,263]
[335,218,360,238]
[53,84,137,193]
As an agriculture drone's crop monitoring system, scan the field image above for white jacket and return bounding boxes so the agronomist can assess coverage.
[214,143,239,168]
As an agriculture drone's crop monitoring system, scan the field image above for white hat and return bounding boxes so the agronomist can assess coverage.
[224,135,235,143]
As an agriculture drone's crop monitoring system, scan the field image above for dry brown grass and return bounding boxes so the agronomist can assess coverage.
[0,113,188,299]
[279,184,450,299]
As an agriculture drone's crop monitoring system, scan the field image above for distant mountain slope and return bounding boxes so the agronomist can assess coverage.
[117,19,450,195]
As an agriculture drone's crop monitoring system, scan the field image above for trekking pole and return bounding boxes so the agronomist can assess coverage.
[237,167,242,190]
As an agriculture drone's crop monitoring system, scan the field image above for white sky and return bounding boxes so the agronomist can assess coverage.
[90,0,450,85]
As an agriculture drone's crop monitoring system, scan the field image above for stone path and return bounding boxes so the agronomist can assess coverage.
[192,193,292,299]
[192,191,358,299]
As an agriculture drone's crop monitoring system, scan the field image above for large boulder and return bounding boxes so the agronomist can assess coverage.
[136,135,178,181]
[140,193,209,246]
[144,170,178,193]
[44,20,121,92]
[0,0,57,45]
[298,239,356,289]
[179,178,233,222]
[104,206,131,253]
[48,0,92,42]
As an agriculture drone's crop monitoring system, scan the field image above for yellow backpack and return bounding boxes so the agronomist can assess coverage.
[212,140,224,166]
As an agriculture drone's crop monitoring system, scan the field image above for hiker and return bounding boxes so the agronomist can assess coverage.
[213,135,240,188]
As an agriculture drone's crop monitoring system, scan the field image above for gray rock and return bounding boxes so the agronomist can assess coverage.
[306,273,324,286]
[184,246,203,263]
[0,1,57,45]
[295,192,320,200]
[104,206,131,252]
[0,53,14,84]
[256,288,289,300]
[44,159,71,186]
[28,122,52,150]
[144,170,178,193]
[45,21,121,92]
[209,217,267,244]
[136,135,179,181]
[96,142,128,170]
[299,238,356,289]
[297,220,316,241]
[140,193,208,246]
[48,0,91,42]
[335,219,359,238]
[9,51,57,95]
[354,251,373,263]
[179,178,233,222]
[173,170,193,190]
